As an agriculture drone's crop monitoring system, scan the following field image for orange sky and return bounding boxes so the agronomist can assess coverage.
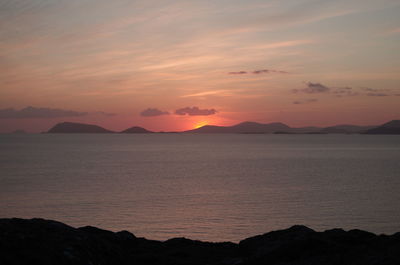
[0,0,400,132]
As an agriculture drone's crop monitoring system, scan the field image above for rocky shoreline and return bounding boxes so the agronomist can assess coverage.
[1,218,399,265]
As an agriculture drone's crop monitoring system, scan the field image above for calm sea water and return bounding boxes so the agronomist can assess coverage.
[1,134,400,242]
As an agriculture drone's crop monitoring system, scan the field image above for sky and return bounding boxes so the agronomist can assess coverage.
[0,0,399,132]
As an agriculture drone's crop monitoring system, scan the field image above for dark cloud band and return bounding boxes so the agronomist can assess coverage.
[140,108,169,117]
[228,69,288,75]
[0,106,87,119]
[175,106,217,116]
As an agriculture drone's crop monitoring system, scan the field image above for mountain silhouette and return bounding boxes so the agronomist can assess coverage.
[45,120,400,134]
[48,122,114,133]
[364,120,400,134]
[321,125,375,134]
[185,121,291,133]
[187,121,381,134]
[120,126,153,133]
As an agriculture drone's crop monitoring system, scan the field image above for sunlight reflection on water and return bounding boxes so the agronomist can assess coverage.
[1,134,400,242]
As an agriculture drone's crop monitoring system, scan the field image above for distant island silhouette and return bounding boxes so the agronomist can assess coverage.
[1,218,399,265]
[46,120,400,134]
[363,120,400,135]
[48,122,114,133]
[120,126,154,134]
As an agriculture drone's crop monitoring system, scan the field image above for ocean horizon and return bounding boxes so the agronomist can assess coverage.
[1,133,399,242]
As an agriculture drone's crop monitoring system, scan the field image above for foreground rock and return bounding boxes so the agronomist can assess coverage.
[0,218,399,265]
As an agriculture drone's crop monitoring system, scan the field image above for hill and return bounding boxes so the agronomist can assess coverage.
[185,121,379,134]
[120,126,153,133]
[185,121,291,134]
[364,120,400,134]
[47,122,114,133]
[44,121,393,134]
[321,125,375,134]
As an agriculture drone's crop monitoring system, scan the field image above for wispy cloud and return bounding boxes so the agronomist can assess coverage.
[333,87,358,97]
[294,83,398,98]
[229,69,288,75]
[253,69,289,74]
[362,87,381,92]
[181,90,229,98]
[175,106,217,116]
[228,71,248,75]
[293,99,318,104]
[140,108,170,117]
[0,106,87,119]
[93,111,117,116]
[293,82,330,93]
[250,40,314,50]
[366,93,389,97]
[362,87,394,97]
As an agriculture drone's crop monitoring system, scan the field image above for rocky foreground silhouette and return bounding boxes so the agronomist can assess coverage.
[1,218,399,265]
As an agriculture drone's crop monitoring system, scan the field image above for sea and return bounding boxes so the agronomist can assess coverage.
[1,133,399,242]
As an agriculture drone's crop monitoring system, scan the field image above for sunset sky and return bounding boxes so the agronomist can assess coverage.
[1,0,399,132]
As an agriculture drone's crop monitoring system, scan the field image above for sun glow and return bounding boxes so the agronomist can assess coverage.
[193,121,209,129]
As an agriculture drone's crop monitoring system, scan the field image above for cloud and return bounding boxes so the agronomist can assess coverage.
[293,82,359,96]
[181,90,228,98]
[140,108,169,117]
[302,82,330,93]
[175,106,217,116]
[92,111,116,116]
[0,106,87,119]
[293,99,318,104]
[362,87,380,92]
[360,87,398,97]
[228,71,247,75]
[228,69,288,75]
[366,93,389,97]
[294,83,398,98]
[333,87,358,97]
[253,69,289,74]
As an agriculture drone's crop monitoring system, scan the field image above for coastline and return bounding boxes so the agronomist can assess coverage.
[1,218,399,265]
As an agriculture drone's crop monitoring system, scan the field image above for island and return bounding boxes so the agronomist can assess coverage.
[364,120,400,135]
[47,122,114,133]
[45,120,400,134]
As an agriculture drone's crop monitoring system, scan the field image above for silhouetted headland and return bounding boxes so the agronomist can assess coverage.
[184,121,291,134]
[120,126,153,133]
[321,124,375,134]
[185,121,376,134]
[47,122,114,133]
[1,218,399,265]
[46,120,400,134]
[364,120,400,134]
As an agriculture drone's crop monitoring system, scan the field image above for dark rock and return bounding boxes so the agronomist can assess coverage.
[0,218,400,265]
